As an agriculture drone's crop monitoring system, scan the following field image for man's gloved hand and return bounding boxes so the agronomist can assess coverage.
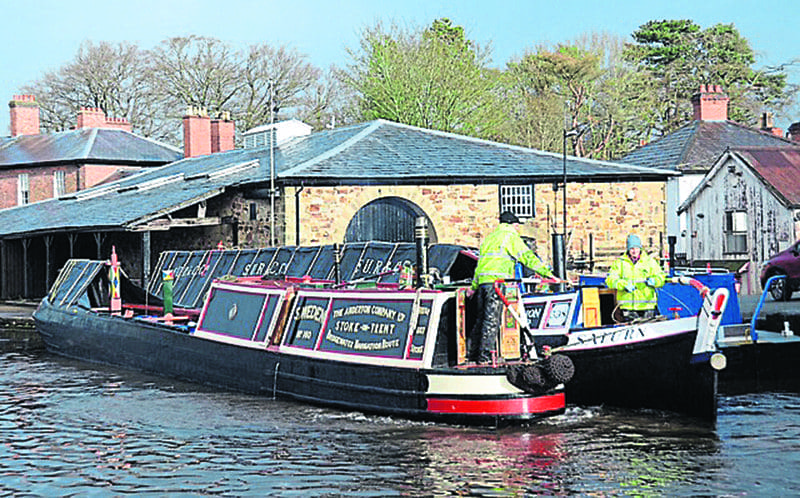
[645,277,657,288]
[622,281,636,293]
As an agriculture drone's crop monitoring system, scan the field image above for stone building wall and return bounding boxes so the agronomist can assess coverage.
[283,181,666,271]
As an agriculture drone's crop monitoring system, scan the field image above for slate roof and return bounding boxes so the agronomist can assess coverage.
[0,128,182,168]
[0,119,677,238]
[621,120,795,173]
[279,120,676,185]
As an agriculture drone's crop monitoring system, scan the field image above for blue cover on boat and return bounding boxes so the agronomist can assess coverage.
[579,273,742,325]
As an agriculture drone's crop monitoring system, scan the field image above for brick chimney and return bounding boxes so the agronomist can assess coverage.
[760,112,784,137]
[211,111,235,153]
[789,122,800,143]
[9,94,40,136]
[691,84,729,121]
[183,107,211,158]
[76,107,132,132]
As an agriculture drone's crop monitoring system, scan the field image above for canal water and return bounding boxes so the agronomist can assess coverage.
[2,350,800,496]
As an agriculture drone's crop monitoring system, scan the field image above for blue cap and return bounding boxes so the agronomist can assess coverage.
[626,234,642,250]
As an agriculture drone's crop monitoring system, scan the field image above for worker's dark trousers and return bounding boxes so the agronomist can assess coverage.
[469,283,503,363]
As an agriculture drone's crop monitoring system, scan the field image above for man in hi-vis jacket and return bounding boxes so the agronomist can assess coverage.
[605,234,666,322]
[469,211,554,363]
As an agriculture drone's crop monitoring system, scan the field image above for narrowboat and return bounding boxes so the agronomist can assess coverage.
[506,277,729,420]
[33,243,572,427]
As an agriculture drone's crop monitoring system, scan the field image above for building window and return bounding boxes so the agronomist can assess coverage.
[500,185,534,219]
[249,203,257,221]
[724,210,748,253]
[53,170,66,197]
[17,174,29,205]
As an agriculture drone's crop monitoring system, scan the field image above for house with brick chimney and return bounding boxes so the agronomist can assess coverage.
[0,95,183,209]
[621,85,796,264]
[0,118,676,300]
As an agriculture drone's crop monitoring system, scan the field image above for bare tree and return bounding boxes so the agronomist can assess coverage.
[236,43,321,132]
[22,41,154,134]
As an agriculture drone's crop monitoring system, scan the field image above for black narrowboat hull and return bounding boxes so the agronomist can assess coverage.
[560,329,718,420]
[34,299,565,426]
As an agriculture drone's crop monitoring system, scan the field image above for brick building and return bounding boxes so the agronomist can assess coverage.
[1,95,182,209]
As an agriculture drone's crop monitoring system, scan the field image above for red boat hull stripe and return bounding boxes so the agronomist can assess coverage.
[426,393,565,415]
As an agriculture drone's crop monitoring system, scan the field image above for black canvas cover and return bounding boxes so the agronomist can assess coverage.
[151,242,475,308]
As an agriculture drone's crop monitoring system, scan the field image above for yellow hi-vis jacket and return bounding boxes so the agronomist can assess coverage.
[605,251,666,311]
[472,223,553,290]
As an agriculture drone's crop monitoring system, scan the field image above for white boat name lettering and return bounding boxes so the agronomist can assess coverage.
[576,326,646,346]
[354,338,401,351]
[298,304,326,324]
[333,304,406,322]
[325,331,354,348]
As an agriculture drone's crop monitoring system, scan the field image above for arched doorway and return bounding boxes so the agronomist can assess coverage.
[345,197,437,243]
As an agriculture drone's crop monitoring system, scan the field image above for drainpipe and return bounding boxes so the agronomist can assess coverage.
[295,184,304,246]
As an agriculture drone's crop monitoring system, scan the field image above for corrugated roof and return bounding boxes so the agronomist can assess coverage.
[734,147,800,206]
[621,120,795,172]
[0,128,182,167]
[0,119,678,238]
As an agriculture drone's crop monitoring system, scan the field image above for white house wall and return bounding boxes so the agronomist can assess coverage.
[685,155,796,294]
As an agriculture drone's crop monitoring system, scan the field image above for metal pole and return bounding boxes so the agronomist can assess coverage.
[269,79,275,247]
[562,130,568,276]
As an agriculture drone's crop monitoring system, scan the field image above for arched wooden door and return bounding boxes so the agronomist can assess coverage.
[345,197,437,243]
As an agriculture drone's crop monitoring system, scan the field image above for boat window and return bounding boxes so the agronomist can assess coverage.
[198,288,267,340]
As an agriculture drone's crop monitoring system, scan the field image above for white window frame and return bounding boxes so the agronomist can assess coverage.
[18,173,30,205]
[724,210,748,254]
[499,184,534,219]
[53,170,66,197]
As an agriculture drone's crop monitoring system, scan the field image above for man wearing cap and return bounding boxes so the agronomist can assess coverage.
[469,211,554,363]
[606,234,666,322]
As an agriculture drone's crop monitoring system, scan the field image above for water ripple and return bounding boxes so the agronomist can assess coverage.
[2,351,800,495]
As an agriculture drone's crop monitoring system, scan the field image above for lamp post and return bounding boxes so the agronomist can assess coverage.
[269,79,275,247]
[560,128,579,280]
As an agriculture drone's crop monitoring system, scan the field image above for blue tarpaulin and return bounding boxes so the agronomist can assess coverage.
[579,273,742,326]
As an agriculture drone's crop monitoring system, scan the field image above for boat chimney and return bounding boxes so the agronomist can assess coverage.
[333,243,342,285]
[415,217,430,288]
[551,233,566,284]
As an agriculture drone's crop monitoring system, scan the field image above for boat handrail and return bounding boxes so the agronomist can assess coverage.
[750,274,786,342]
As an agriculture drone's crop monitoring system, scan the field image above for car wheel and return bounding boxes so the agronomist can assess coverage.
[767,272,790,301]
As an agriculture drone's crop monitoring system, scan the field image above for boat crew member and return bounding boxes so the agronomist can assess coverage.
[606,234,666,322]
[469,211,554,363]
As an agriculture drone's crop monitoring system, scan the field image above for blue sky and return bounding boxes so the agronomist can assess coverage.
[2,0,798,134]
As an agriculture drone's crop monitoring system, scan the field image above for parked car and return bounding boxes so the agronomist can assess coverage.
[760,239,800,301]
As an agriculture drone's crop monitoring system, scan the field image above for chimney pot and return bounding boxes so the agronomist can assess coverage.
[211,111,235,153]
[183,110,211,157]
[692,84,729,121]
[9,94,41,136]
